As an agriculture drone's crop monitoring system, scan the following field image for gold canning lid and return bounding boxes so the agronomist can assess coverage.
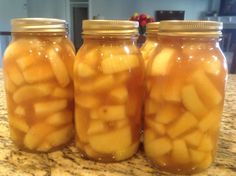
[146,22,160,34]
[158,20,223,37]
[82,20,139,36]
[11,18,67,33]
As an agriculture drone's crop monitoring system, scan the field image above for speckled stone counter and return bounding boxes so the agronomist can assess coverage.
[0,72,235,176]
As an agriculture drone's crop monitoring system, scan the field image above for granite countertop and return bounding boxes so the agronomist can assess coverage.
[0,71,235,176]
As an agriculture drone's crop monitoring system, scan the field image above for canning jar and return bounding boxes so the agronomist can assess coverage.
[74,20,144,162]
[144,21,227,174]
[140,22,159,66]
[3,18,75,152]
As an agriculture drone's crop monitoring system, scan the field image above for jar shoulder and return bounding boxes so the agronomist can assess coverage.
[4,35,75,62]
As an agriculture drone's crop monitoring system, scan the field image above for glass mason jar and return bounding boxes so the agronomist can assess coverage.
[74,20,144,162]
[144,21,228,174]
[140,22,159,67]
[3,18,75,152]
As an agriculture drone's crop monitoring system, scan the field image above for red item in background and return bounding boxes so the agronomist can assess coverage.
[139,14,147,20]
[129,12,155,47]
[140,20,147,27]
[147,17,155,23]
[129,12,155,35]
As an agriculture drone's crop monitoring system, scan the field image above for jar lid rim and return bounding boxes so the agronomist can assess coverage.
[146,22,160,34]
[82,20,139,36]
[158,20,222,37]
[11,18,68,33]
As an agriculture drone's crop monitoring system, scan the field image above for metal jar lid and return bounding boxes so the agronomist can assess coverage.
[158,20,223,37]
[146,22,160,34]
[82,20,139,36]
[11,18,67,33]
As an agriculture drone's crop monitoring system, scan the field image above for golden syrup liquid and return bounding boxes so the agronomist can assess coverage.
[74,38,144,162]
[144,36,227,174]
[3,34,75,152]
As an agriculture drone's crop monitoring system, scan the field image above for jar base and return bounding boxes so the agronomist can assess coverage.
[76,147,139,163]
[146,157,212,175]
[11,138,73,153]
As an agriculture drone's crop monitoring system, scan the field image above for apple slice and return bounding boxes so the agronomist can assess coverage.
[154,104,181,124]
[34,99,67,116]
[144,98,158,115]
[167,112,198,139]
[78,75,115,93]
[46,124,73,147]
[114,141,139,161]
[145,137,172,157]
[190,149,206,163]
[14,106,26,116]
[13,83,53,103]
[88,126,132,154]
[52,87,73,99]
[197,153,213,169]
[198,135,213,152]
[3,39,29,60]
[162,79,183,102]
[150,47,176,76]
[24,123,54,150]
[115,71,130,84]
[37,142,52,152]
[89,109,99,120]
[75,94,100,109]
[97,105,126,121]
[16,56,37,70]
[87,120,106,135]
[45,110,72,126]
[199,107,221,132]
[94,75,116,92]
[83,47,99,68]
[145,118,166,135]
[149,84,162,102]
[48,48,70,87]
[203,57,221,76]
[191,70,222,107]
[7,64,24,86]
[115,119,129,128]
[172,139,190,164]
[184,130,203,147]
[76,62,96,78]
[23,64,54,83]
[109,85,128,103]
[4,77,16,93]
[9,115,29,133]
[141,40,157,60]
[101,55,139,74]
[144,129,156,143]
[181,84,207,117]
